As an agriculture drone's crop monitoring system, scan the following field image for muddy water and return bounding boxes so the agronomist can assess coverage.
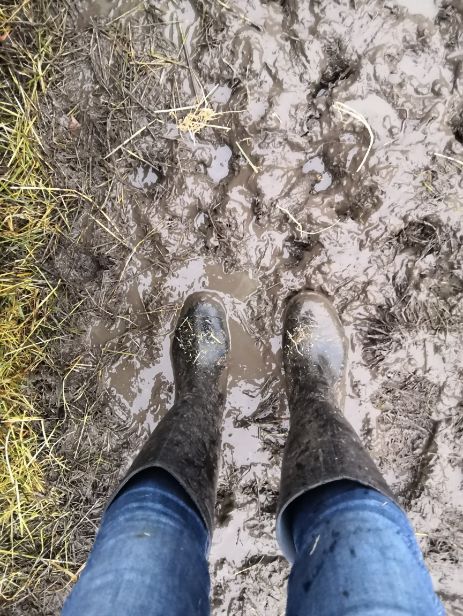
[49,0,463,613]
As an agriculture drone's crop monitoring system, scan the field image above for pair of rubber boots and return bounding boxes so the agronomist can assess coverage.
[110,291,394,561]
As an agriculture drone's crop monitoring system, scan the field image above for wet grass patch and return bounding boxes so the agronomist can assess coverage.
[0,0,73,602]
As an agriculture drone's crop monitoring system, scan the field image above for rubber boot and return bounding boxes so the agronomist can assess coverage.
[107,292,230,535]
[276,291,395,561]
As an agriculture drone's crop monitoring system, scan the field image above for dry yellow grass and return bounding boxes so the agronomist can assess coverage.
[0,0,72,601]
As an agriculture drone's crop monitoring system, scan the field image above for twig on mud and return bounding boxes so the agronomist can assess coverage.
[105,89,235,157]
[61,356,92,419]
[236,141,259,173]
[130,53,185,69]
[104,104,204,158]
[178,23,199,100]
[433,152,463,169]
[215,0,254,24]
[234,555,265,576]
[122,147,162,172]
[333,101,374,172]
[276,204,339,236]
[104,117,164,159]
[106,2,144,25]
[88,212,131,249]
[118,228,159,282]
[175,86,234,139]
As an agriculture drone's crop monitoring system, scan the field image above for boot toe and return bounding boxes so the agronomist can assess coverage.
[283,291,346,381]
[174,292,229,368]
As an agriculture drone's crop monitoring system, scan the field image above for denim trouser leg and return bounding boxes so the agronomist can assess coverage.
[62,469,210,616]
[286,480,445,616]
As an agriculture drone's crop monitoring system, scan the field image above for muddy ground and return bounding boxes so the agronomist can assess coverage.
[18,0,463,613]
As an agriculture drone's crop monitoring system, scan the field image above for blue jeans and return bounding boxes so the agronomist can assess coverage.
[63,473,444,616]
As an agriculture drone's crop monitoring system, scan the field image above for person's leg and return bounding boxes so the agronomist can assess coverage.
[63,469,210,616]
[277,292,443,615]
[62,293,230,615]
[285,480,444,616]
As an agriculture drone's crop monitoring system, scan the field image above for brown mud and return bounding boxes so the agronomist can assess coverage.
[22,0,463,613]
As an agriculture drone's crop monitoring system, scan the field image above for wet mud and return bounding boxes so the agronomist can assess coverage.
[36,0,463,613]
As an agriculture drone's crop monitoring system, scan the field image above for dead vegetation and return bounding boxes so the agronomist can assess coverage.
[314,39,358,97]
[333,101,374,172]
[0,2,147,608]
[0,1,72,602]
[371,374,462,581]
[359,217,463,367]
[371,373,439,500]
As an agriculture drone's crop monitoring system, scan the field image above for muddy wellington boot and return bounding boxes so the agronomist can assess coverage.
[276,291,395,560]
[108,292,230,534]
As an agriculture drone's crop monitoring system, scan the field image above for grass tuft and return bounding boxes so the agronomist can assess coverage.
[0,0,71,602]
[173,86,233,140]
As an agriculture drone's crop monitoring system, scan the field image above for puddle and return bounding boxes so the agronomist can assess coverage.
[94,259,278,437]
[393,0,439,20]
[208,145,233,183]
[105,334,174,430]
[76,0,141,24]
[129,165,160,189]
[211,85,233,105]
[303,155,333,192]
